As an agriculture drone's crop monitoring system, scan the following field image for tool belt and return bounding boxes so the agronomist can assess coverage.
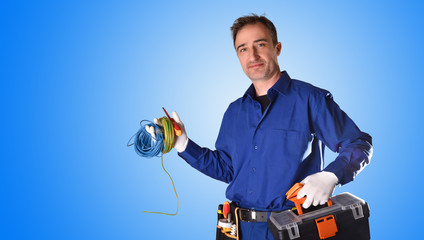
[216,202,238,240]
[238,208,268,222]
[216,202,272,240]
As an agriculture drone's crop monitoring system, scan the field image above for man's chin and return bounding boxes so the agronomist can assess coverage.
[247,73,267,82]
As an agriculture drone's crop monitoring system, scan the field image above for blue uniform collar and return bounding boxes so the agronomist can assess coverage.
[243,71,291,102]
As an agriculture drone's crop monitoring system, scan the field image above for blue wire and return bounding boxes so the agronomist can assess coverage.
[127,119,179,215]
[130,120,164,158]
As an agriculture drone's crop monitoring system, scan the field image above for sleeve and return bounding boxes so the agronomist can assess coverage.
[311,91,373,185]
[177,106,234,183]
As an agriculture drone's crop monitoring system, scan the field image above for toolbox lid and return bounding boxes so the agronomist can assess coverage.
[332,192,366,210]
[269,210,302,231]
[269,192,366,231]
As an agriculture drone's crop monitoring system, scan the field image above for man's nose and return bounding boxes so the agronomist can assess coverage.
[249,47,260,60]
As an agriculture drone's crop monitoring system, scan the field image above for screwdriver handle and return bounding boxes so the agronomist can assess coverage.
[223,201,230,219]
[162,107,182,136]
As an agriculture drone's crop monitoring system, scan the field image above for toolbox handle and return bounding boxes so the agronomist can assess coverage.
[286,183,333,215]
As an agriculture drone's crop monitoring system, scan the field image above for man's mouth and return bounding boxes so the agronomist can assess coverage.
[248,63,264,69]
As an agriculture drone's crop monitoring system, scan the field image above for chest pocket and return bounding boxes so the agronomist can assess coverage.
[259,129,310,165]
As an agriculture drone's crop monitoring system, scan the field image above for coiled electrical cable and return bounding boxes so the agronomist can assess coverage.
[131,120,164,158]
[127,116,179,216]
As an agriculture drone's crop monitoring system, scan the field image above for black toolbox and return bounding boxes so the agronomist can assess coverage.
[268,192,370,240]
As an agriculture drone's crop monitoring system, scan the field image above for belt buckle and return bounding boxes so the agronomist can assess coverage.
[241,209,257,222]
[251,210,257,221]
[239,209,250,222]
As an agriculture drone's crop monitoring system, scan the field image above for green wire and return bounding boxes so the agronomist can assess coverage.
[160,117,174,154]
[142,116,179,216]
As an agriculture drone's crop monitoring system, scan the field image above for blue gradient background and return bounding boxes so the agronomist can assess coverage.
[1,0,423,239]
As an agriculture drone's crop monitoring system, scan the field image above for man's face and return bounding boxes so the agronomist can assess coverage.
[234,23,281,82]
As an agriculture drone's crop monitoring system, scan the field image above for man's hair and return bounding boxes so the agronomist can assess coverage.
[230,14,278,47]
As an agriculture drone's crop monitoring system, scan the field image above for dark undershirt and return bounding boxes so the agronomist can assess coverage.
[254,95,270,114]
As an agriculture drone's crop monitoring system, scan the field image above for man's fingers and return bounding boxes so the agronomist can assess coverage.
[150,126,156,138]
[302,196,313,209]
[154,118,162,127]
[172,111,182,124]
[297,188,306,199]
[145,125,156,138]
[300,176,309,185]
[319,199,328,205]
[297,182,314,209]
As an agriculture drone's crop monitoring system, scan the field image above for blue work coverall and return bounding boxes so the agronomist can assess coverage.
[178,71,373,239]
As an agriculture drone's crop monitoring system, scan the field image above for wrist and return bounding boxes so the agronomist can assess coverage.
[322,171,339,185]
[175,137,189,153]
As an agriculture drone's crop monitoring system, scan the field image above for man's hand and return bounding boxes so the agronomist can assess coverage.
[297,171,339,209]
[171,111,188,152]
[145,124,157,139]
[144,111,188,153]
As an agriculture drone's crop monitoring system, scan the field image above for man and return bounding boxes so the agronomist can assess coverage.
[147,14,373,240]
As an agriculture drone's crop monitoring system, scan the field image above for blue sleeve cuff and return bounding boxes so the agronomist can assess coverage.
[177,138,203,165]
[323,157,351,185]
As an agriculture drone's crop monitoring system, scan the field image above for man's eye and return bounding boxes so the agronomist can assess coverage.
[240,48,246,53]
[258,43,265,47]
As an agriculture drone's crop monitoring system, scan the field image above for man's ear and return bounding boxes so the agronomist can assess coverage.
[276,42,282,56]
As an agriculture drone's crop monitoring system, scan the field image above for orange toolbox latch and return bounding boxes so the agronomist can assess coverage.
[286,183,333,216]
[314,214,338,239]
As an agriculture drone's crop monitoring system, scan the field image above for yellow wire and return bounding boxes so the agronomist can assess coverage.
[142,116,179,216]
[235,207,240,240]
[159,117,174,154]
[142,154,179,215]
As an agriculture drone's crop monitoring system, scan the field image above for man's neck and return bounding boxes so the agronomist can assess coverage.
[252,71,282,96]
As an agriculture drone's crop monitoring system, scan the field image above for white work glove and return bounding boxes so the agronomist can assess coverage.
[170,111,188,152]
[145,122,158,142]
[145,111,188,153]
[297,171,339,209]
